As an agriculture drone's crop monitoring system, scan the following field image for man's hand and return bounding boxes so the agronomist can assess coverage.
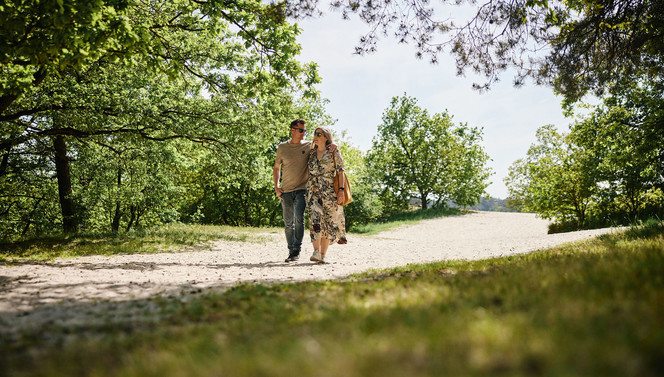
[275,187,283,199]
[327,143,338,153]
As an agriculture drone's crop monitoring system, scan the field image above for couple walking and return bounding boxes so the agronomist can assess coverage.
[273,119,347,263]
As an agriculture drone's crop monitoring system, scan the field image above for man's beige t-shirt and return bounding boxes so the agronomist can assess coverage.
[275,140,312,192]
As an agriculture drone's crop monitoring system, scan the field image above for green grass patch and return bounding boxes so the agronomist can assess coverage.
[0,207,463,263]
[0,223,281,263]
[352,206,466,235]
[3,225,663,377]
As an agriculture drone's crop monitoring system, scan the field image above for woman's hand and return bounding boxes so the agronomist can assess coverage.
[337,190,344,205]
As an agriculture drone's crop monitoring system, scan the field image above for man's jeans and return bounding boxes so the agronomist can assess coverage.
[281,190,306,256]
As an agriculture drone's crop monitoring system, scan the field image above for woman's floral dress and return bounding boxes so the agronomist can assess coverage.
[306,148,346,243]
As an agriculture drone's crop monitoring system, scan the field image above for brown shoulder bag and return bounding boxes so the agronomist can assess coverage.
[332,152,352,206]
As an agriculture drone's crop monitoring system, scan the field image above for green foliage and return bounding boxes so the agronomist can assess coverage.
[337,142,383,230]
[505,125,595,224]
[0,0,134,108]
[351,206,465,235]
[506,79,664,231]
[366,94,491,212]
[552,0,664,105]
[0,0,311,111]
[570,79,664,219]
[3,228,664,376]
[315,0,664,104]
[0,0,322,237]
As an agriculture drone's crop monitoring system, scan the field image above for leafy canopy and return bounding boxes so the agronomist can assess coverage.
[285,0,664,103]
[0,0,312,113]
[366,95,491,211]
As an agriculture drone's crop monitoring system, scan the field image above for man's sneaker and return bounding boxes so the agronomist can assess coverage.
[285,254,299,262]
[310,250,322,262]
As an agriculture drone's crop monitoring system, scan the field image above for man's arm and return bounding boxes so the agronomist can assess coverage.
[336,170,346,205]
[307,141,338,152]
[273,162,283,199]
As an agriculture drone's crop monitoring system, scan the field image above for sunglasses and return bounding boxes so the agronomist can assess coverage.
[314,132,323,137]
[291,127,306,133]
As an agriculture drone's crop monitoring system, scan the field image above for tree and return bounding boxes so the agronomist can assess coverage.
[337,140,384,229]
[428,118,493,207]
[0,0,133,113]
[570,79,664,218]
[288,0,664,103]
[0,134,60,238]
[506,78,664,229]
[1,0,310,113]
[366,95,491,211]
[505,125,596,225]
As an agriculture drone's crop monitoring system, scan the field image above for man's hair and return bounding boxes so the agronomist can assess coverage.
[290,119,306,128]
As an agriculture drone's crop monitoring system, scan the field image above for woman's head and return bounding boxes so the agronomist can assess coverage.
[313,127,333,147]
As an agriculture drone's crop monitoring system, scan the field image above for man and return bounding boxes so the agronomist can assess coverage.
[273,119,336,262]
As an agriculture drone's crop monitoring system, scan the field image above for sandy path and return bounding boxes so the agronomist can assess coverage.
[0,211,621,339]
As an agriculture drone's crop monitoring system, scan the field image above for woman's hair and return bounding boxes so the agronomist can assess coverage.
[315,127,333,146]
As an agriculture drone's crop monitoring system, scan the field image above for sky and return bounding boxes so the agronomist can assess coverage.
[294,12,578,199]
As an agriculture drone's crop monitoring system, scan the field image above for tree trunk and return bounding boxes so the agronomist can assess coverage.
[21,198,44,236]
[111,167,122,233]
[111,203,122,233]
[53,135,78,234]
[243,186,251,226]
[126,205,137,232]
[420,191,429,210]
[135,207,142,229]
[0,148,9,176]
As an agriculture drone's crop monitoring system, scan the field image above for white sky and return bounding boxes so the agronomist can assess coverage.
[294,12,576,199]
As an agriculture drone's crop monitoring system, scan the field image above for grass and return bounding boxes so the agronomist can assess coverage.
[351,206,466,235]
[0,223,282,263]
[2,222,663,377]
[0,207,464,263]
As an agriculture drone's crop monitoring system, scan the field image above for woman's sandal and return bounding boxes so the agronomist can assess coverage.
[310,249,322,262]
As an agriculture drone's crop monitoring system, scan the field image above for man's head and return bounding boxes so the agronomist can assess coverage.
[290,119,306,142]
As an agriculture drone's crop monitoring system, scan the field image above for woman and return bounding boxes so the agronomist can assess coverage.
[306,127,347,263]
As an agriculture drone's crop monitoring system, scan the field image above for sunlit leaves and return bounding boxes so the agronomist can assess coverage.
[505,125,595,224]
[506,81,664,227]
[0,0,133,104]
[366,94,491,212]
[289,0,663,103]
